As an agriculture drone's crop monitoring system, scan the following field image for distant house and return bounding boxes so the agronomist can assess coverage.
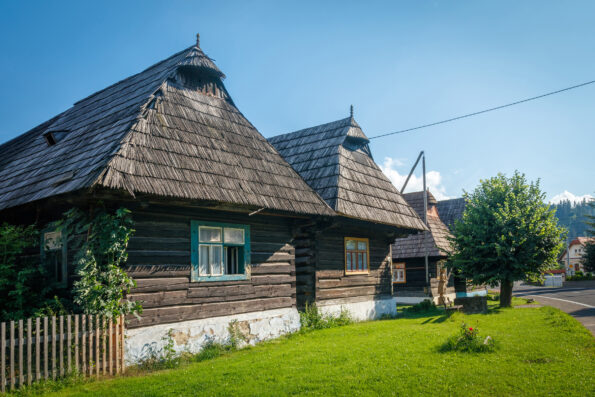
[392,191,455,303]
[0,38,425,362]
[559,237,593,275]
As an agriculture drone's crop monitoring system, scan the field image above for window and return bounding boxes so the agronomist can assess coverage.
[41,229,68,286]
[393,262,406,283]
[43,130,69,146]
[191,221,250,281]
[345,237,369,274]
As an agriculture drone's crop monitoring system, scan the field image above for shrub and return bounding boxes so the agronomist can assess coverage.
[440,323,496,353]
[300,303,352,331]
[404,299,438,313]
[487,293,500,301]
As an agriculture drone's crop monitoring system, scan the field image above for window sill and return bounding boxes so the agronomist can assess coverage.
[392,281,406,284]
[193,274,249,282]
[345,271,370,276]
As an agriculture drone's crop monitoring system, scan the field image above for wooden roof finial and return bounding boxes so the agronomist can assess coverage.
[350,104,354,118]
[196,33,200,48]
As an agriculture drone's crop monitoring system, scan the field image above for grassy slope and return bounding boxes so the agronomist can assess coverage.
[39,306,595,396]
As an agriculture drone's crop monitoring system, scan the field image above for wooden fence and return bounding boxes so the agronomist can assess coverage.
[0,314,125,393]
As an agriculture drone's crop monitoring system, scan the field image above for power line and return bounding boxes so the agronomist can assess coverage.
[369,79,595,140]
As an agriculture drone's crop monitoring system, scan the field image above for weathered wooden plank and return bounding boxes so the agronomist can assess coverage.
[88,315,93,377]
[120,315,125,374]
[316,285,380,300]
[132,277,190,293]
[10,321,15,388]
[51,317,56,379]
[251,274,294,285]
[18,319,23,386]
[35,318,40,381]
[95,315,100,378]
[59,316,64,377]
[125,265,191,279]
[102,317,106,376]
[81,315,86,375]
[1,322,5,393]
[108,318,113,375]
[251,252,293,264]
[43,317,48,380]
[115,317,120,375]
[250,263,294,275]
[27,318,31,385]
[74,315,79,374]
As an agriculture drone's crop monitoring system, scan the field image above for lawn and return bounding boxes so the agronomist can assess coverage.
[23,305,595,396]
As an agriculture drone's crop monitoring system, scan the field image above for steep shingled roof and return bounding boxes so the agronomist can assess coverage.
[0,43,334,216]
[392,190,452,258]
[268,117,426,230]
[436,197,467,231]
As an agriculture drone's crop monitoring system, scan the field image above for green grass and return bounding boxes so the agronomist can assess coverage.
[18,306,595,396]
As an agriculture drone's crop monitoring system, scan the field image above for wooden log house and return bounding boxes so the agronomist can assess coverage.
[269,117,426,318]
[0,36,425,361]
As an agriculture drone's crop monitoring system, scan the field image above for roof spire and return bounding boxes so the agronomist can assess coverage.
[196,33,200,48]
[350,104,354,118]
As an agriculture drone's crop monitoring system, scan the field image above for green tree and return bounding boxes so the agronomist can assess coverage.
[448,171,565,307]
[582,199,595,273]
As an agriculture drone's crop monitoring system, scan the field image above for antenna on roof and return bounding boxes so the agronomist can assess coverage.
[350,104,354,118]
[196,33,200,48]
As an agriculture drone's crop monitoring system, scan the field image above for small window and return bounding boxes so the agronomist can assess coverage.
[345,237,369,274]
[43,130,69,146]
[393,262,406,283]
[192,221,250,281]
[41,229,67,286]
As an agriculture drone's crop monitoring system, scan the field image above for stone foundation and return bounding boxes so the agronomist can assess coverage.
[317,296,398,321]
[125,307,300,365]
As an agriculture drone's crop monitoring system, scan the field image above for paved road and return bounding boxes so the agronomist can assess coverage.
[514,280,595,336]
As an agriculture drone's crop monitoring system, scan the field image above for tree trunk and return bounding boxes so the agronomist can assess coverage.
[499,279,514,307]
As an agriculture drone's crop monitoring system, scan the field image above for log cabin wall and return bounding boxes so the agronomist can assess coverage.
[120,203,298,329]
[392,257,455,297]
[311,220,394,306]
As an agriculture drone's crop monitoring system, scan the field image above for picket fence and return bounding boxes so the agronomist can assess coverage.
[0,314,125,392]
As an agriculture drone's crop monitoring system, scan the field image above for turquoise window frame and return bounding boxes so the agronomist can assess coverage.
[191,220,251,282]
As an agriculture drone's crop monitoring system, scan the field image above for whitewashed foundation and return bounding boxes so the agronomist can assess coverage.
[125,307,300,365]
[317,296,398,321]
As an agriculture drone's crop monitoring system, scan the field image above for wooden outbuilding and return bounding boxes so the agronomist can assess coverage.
[392,191,456,303]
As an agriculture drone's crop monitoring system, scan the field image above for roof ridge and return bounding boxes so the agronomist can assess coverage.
[269,116,352,142]
[73,45,194,107]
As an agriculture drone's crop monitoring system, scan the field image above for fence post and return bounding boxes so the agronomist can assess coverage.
[108,318,113,375]
[115,316,120,375]
[81,315,86,375]
[27,318,32,386]
[120,315,125,374]
[43,317,48,380]
[67,315,72,374]
[18,319,24,387]
[74,315,79,374]
[59,315,64,377]
[35,317,40,382]
[95,315,99,378]
[10,321,14,390]
[88,315,93,377]
[102,317,106,376]
[1,322,5,393]
[51,316,56,379]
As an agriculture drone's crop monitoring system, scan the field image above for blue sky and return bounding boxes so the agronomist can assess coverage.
[1,1,593,201]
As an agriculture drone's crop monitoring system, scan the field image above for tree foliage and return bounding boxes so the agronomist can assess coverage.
[0,223,68,320]
[58,207,142,319]
[550,198,595,238]
[448,171,565,307]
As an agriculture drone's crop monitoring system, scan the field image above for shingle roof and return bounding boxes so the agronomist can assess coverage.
[436,197,467,231]
[0,44,334,216]
[268,117,426,230]
[392,190,452,259]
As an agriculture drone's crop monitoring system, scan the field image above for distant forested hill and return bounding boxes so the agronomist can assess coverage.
[551,199,595,238]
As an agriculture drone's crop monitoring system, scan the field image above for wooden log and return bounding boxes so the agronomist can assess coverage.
[1,322,5,393]
[27,318,32,385]
[52,317,56,379]
[43,317,48,380]
[18,319,23,386]
[59,316,64,377]
[10,321,14,389]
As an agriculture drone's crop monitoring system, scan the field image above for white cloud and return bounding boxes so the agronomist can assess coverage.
[380,157,450,200]
[549,190,594,205]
